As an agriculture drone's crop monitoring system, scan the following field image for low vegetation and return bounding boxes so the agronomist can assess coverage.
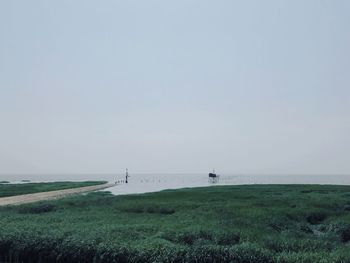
[0,181,107,198]
[0,185,350,262]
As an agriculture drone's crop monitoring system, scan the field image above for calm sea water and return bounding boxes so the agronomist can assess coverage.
[2,173,350,196]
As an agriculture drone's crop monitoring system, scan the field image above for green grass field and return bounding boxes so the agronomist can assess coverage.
[0,184,350,262]
[0,181,107,198]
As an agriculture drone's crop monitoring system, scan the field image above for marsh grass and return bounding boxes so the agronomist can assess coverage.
[0,184,350,262]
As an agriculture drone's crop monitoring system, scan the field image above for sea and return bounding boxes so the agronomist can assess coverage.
[2,173,350,196]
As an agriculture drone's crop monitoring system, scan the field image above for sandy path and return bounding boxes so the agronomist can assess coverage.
[0,183,115,206]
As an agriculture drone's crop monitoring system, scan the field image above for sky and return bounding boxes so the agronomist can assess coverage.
[0,1,349,176]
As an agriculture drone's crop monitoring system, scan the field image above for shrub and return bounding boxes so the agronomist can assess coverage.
[263,236,335,253]
[343,205,350,211]
[215,231,240,246]
[230,243,274,263]
[306,212,327,224]
[159,207,175,215]
[340,226,350,243]
[121,204,175,215]
[177,230,213,246]
[162,230,213,246]
[268,217,293,232]
[298,224,313,234]
[275,251,328,263]
[18,203,56,214]
[333,223,350,243]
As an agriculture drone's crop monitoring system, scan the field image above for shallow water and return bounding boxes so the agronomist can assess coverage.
[103,173,350,196]
[2,173,350,196]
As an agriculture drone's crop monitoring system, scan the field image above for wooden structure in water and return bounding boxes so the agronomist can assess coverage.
[125,168,129,183]
[208,169,220,183]
[115,168,130,184]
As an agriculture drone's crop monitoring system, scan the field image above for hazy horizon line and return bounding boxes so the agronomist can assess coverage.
[1,172,349,176]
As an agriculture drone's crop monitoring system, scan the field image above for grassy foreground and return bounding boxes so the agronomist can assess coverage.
[0,185,350,263]
[0,181,107,198]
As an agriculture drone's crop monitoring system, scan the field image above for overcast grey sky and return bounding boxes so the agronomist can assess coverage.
[0,1,349,175]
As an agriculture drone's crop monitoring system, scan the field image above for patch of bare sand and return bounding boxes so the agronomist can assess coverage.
[0,183,114,206]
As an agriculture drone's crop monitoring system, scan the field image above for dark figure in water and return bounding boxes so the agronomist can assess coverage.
[125,168,129,183]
